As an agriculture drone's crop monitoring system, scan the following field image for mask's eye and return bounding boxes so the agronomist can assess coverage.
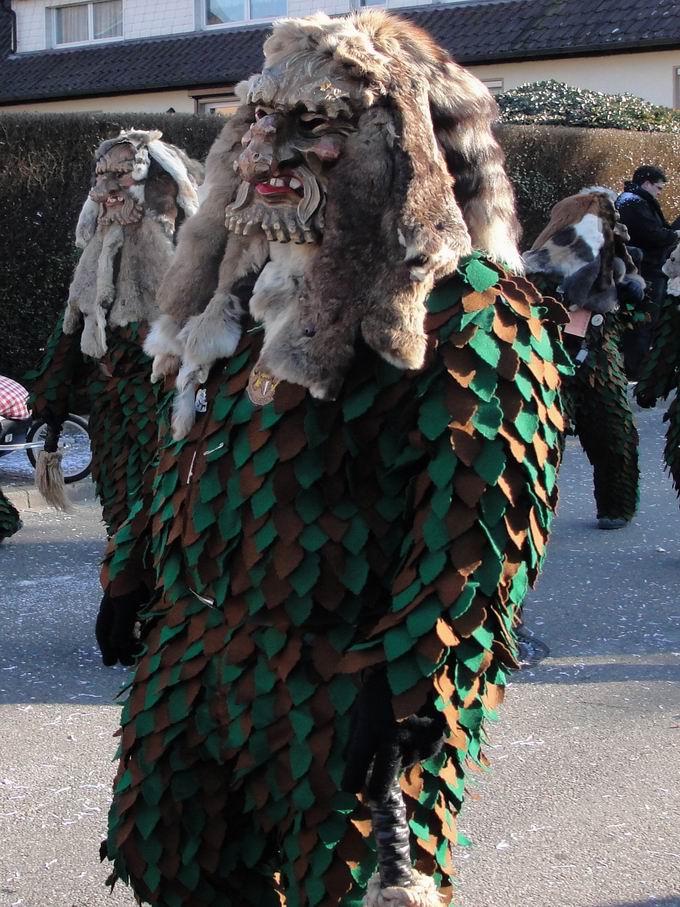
[254,106,272,120]
[299,112,329,132]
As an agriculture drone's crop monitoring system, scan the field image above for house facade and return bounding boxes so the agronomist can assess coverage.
[1,0,680,114]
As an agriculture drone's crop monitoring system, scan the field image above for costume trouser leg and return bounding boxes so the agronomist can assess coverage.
[571,368,639,522]
[0,488,21,542]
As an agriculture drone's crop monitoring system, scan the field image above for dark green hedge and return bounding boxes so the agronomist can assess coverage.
[2,112,680,380]
[0,112,223,380]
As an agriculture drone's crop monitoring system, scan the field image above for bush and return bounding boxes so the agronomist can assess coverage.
[2,112,680,379]
[498,80,680,133]
[497,124,680,245]
[0,112,223,380]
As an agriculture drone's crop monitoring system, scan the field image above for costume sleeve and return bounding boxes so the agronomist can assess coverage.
[636,293,680,403]
[25,309,90,427]
[618,200,677,251]
[355,262,572,739]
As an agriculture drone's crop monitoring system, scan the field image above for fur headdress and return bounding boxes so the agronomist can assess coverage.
[63,129,202,360]
[523,187,645,312]
[147,11,523,437]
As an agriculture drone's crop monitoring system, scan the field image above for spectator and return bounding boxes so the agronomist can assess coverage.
[616,166,679,378]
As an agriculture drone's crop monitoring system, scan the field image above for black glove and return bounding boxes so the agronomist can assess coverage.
[95,585,149,666]
[342,669,446,802]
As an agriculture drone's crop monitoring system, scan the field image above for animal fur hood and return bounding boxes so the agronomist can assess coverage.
[145,11,523,439]
[523,187,645,313]
[63,129,202,360]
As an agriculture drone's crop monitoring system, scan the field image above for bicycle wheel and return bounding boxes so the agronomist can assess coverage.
[26,414,92,484]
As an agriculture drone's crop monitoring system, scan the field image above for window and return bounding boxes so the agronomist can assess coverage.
[53,1,122,46]
[206,0,286,26]
[195,94,240,115]
[481,78,504,96]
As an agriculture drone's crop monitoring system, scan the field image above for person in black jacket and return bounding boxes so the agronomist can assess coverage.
[615,165,680,379]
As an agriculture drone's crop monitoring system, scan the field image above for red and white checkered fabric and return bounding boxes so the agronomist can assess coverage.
[0,376,30,420]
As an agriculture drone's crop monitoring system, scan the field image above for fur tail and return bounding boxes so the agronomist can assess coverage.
[35,451,73,512]
[361,872,444,906]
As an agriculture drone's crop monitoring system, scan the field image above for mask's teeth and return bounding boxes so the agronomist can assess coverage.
[289,177,302,191]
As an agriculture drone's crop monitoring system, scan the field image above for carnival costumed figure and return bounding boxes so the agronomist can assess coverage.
[635,242,680,494]
[0,490,21,543]
[97,12,572,906]
[523,188,646,530]
[26,130,201,534]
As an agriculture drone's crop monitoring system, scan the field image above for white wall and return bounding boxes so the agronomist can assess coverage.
[469,49,680,109]
[0,89,196,112]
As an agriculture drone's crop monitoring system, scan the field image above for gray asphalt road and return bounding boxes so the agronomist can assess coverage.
[1,403,679,907]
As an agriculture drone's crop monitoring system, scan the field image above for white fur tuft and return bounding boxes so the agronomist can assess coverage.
[361,871,444,907]
[148,140,200,216]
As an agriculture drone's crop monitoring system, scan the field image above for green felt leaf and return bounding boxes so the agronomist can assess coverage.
[290,553,320,596]
[299,524,329,552]
[473,439,506,485]
[449,583,477,620]
[472,399,503,440]
[290,706,315,741]
[419,549,447,584]
[464,258,499,293]
[386,655,423,695]
[340,554,369,594]
[328,674,357,714]
[261,626,287,658]
[406,597,441,638]
[393,579,422,611]
[384,626,413,661]
[255,519,277,553]
[469,361,497,402]
[253,441,278,477]
[251,476,276,518]
[428,443,457,488]
[296,488,325,524]
[192,501,216,534]
[423,513,449,551]
[232,428,253,469]
[293,448,325,490]
[285,594,313,626]
[515,409,539,443]
[342,517,369,555]
[289,740,313,780]
[287,671,316,706]
[469,329,500,368]
[418,393,451,441]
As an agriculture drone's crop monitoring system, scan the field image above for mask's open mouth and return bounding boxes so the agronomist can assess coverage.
[255,172,304,202]
[105,192,125,209]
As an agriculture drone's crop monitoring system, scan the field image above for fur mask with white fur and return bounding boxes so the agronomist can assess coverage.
[63,129,202,360]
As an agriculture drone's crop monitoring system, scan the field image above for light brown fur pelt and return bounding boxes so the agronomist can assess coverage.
[156,105,258,327]
[109,217,174,328]
[263,10,522,270]
[255,101,470,399]
[531,195,603,251]
[35,450,72,512]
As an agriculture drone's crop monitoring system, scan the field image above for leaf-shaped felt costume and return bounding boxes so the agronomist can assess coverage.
[102,257,571,906]
[0,488,21,542]
[530,273,639,524]
[636,289,680,496]
[27,313,163,536]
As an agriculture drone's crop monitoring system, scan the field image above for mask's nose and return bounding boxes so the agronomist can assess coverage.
[237,114,281,184]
